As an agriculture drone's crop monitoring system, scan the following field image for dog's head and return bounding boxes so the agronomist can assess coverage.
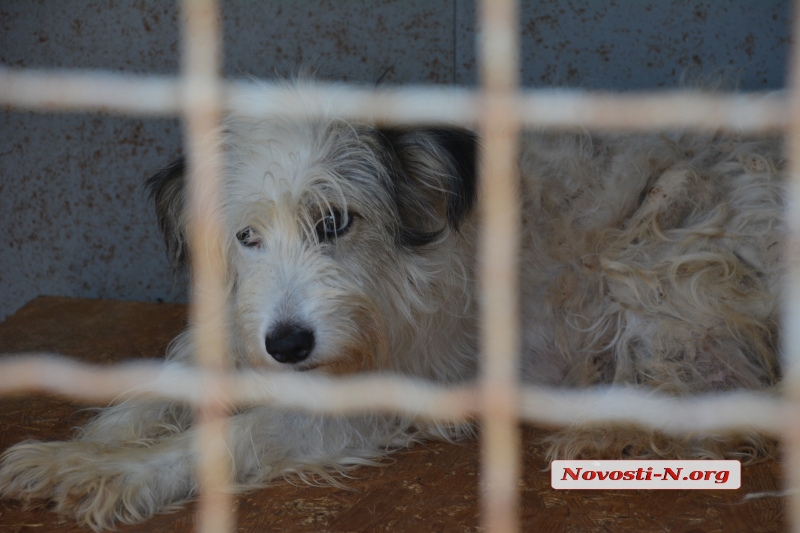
[146,85,478,376]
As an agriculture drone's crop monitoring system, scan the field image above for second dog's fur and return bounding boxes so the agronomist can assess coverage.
[0,81,785,529]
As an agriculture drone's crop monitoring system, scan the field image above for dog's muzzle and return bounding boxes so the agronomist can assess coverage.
[265,323,316,364]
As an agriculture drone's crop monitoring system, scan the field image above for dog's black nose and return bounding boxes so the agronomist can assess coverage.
[265,324,315,364]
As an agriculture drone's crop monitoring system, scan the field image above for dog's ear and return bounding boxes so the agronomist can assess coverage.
[379,127,478,247]
[145,156,188,269]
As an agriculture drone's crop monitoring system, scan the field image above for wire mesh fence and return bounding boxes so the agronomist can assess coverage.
[0,1,798,532]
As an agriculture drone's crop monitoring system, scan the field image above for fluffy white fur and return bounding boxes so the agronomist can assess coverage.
[0,82,785,530]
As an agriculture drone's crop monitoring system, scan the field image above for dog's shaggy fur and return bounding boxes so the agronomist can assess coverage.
[0,81,786,529]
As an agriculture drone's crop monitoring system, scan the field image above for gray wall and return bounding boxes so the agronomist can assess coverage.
[0,0,792,320]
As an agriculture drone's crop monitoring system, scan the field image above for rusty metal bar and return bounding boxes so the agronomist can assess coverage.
[179,0,233,532]
[0,355,787,436]
[782,2,800,532]
[0,69,181,115]
[477,1,522,532]
[0,68,787,132]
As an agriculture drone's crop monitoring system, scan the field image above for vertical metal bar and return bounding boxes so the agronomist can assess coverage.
[180,1,234,532]
[783,1,800,532]
[477,1,521,532]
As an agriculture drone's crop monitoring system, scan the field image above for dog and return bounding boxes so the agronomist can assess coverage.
[0,80,785,530]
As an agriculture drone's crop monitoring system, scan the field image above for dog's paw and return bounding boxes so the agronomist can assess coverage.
[0,439,194,531]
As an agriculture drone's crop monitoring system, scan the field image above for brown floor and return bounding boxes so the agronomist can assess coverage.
[0,296,787,532]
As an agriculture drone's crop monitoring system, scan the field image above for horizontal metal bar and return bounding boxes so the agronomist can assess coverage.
[0,354,786,435]
[233,82,787,131]
[0,68,787,131]
[514,89,787,131]
[0,69,182,116]
[519,386,786,436]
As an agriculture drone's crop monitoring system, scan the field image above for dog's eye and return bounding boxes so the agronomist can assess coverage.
[236,227,260,248]
[316,209,353,241]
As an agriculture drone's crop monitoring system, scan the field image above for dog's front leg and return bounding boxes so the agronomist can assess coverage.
[0,399,403,530]
[0,399,197,530]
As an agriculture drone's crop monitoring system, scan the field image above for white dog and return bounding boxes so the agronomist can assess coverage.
[0,81,785,530]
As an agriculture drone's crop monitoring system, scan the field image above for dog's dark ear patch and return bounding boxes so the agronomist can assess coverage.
[379,127,478,247]
[145,157,187,269]
[429,128,479,229]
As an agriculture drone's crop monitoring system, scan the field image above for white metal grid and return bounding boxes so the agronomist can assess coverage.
[0,1,798,532]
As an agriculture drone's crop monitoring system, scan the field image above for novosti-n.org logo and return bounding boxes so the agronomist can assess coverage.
[551,460,741,489]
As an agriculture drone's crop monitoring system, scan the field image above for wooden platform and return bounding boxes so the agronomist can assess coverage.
[0,296,787,532]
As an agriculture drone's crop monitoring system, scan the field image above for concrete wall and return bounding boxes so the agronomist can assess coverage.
[0,0,791,320]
